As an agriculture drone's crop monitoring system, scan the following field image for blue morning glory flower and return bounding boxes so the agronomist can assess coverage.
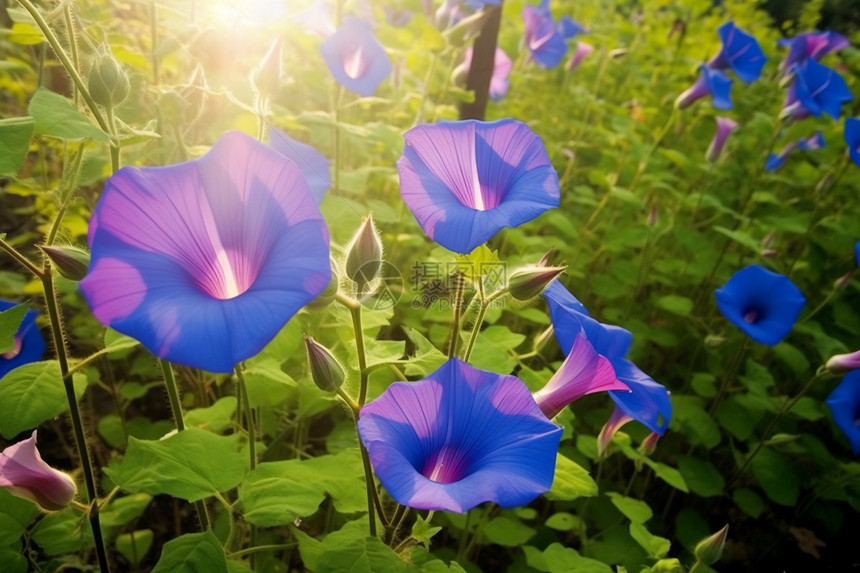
[708,21,766,83]
[319,17,392,97]
[826,371,860,454]
[269,127,331,204]
[845,117,860,168]
[765,132,826,172]
[778,31,850,73]
[522,4,568,68]
[675,65,733,110]
[0,300,45,379]
[542,281,672,435]
[782,59,853,121]
[397,119,560,254]
[714,265,806,346]
[357,359,562,513]
[80,131,332,373]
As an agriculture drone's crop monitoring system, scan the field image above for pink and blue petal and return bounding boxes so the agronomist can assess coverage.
[319,17,392,97]
[269,127,331,204]
[826,371,860,454]
[709,21,765,83]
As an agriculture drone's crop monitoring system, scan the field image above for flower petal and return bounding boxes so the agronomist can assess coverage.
[269,128,331,204]
[319,17,392,97]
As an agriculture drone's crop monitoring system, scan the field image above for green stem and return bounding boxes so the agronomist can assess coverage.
[707,337,749,416]
[229,543,297,558]
[42,271,111,573]
[150,0,160,85]
[105,103,120,173]
[45,145,86,247]
[63,2,79,107]
[0,237,45,278]
[688,561,704,573]
[332,85,342,194]
[462,300,488,363]
[447,271,466,359]
[234,366,258,567]
[414,52,438,126]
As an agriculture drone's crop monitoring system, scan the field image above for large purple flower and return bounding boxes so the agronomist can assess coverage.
[781,59,853,121]
[80,131,331,373]
[269,127,331,204]
[0,300,45,378]
[357,359,562,513]
[826,371,860,454]
[845,117,860,168]
[397,119,560,254]
[675,65,733,110]
[319,17,392,97]
[542,281,672,434]
[714,265,805,346]
[522,4,568,68]
[779,31,850,73]
[707,21,766,83]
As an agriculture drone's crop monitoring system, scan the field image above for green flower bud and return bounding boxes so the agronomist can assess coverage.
[252,39,283,99]
[345,216,383,295]
[88,44,130,109]
[694,524,729,566]
[40,245,90,281]
[507,266,566,301]
[304,335,345,392]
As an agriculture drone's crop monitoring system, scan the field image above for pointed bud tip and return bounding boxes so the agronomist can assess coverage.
[345,216,383,291]
[304,335,346,392]
[694,524,729,566]
[40,245,90,281]
[508,266,566,301]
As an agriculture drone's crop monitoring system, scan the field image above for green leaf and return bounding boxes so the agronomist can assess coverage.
[0,303,27,354]
[629,523,671,559]
[243,359,296,407]
[0,361,88,438]
[641,459,689,492]
[543,543,613,573]
[482,516,536,546]
[32,508,93,555]
[410,514,442,549]
[677,456,725,497]
[103,328,140,354]
[544,512,582,532]
[0,117,34,176]
[716,398,755,440]
[0,488,39,546]
[773,342,810,376]
[28,88,109,142]
[116,529,153,566]
[732,488,764,518]
[184,397,237,433]
[670,396,720,448]
[750,447,799,506]
[544,453,598,501]
[151,531,228,573]
[105,429,246,501]
[316,534,407,573]
[0,545,28,573]
[655,295,693,316]
[403,327,446,377]
[607,492,653,524]
[7,22,42,44]
[100,493,153,528]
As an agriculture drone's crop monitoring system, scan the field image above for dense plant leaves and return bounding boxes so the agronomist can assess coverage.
[28,88,109,142]
[629,523,671,559]
[0,361,88,438]
[100,493,153,528]
[0,545,27,573]
[184,397,237,433]
[115,529,153,566]
[483,517,536,546]
[607,492,653,524]
[544,453,598,501]
[677,456,725,497]
[750,447,800,506]
[150,531,228,573]
[0,118,33,177]
[32,508,93,556]
[105,429,246,501]
[0,489,39,546]
[0,303,27,355]
[293,519,404,573]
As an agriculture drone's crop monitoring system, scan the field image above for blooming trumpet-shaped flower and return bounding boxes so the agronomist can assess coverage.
[0,300,45,379]
[778,31,850,73]
[357,359,562,513]
[542,281,672,434]
[80,131,331,373]
[826,371,860,454]
[781,59,853,121]
[0,431,77,511]
[675,65,733,110]
[765,132,825,171]
[714,265,805,346]
[826,348,860,375]
[269,127,331,204]
[707,21,766,83]
[566,41,594,70]
[522,2,579,69]
[397,119,560,254]
[319,17,392,97]
[845,117,860,168]
[706,116,739,162]
[454,47,512,102]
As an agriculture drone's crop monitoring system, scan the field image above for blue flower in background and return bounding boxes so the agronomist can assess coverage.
[522,4,568,68]
[826,371,860,454]
[778,31,850,73]
[782,59,853,121]
[676,65,733,110]
[0,300,45,379]
[357,359,562,513]
[80,131,332,373]
[845,117,860,168]
[765,132,825,172]
[542,281,673,435]
[397,119,560,254]
[715,265,806,345]
[708,21,766,83]
[319,17,392,97]
[269,127,331,203]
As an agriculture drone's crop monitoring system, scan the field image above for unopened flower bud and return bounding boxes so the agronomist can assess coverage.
[609,48,628,60]
[694,524,729,566]
[537,250,554,268]
[638,431,660,457]
[704,334,727,348]
[345,216,383,294]
[761,230,776,248]
[834,272,853,290]
[597,407,633,458]
[764,433,800,446]
[761,248,778,258]
[304,335,345,392]
[252,39,283,99]
[40,245,90,281]
[647,205,658,227]
[826,349,860,374]
[0,431,77,511]
[88,44,130,109]
[508,266,566,301]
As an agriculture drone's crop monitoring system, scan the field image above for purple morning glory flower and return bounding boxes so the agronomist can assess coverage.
[455,47,512,102]
[397,119,560,254]
[80,131,332,373]
[0,300,45,379]
[845,117,860,168]
[706,116,739,162]
[319,16,392,97]
[781,59,853,121]
[714,264,806,346]
[357,359,562,513]
[522,4,568,68]
[542,281,672,434]
[779,31,850,72]
[566,41,594,70]
[0,431,77,511]
[269,127,330,204]
[765,132,826,172]
[826,371,860,454]
[707,21,766,83]
[675,65,733,110]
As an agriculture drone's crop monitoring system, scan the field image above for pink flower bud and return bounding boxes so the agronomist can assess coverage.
[638,431,660,457]
[0,431,77,511]
[826,349,860,374]
[705,116,739,162]
[597,406,633,458]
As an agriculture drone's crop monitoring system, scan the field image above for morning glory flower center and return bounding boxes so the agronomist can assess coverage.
[194,247,258,300]
[342,45,366,80]
[743,308,760,324]
[420,445,469,484]
[1,336,22,360]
